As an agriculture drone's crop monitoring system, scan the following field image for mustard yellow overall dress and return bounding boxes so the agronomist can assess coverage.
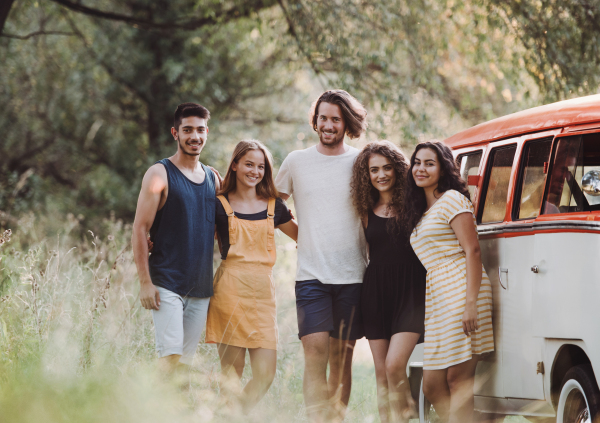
[205,196,278,350]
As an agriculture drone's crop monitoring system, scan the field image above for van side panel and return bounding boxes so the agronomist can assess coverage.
[532,231,600,340]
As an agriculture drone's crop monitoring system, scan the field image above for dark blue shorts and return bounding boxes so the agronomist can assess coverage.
[295,279,364,340]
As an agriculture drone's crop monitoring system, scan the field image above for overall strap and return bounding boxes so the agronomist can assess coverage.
[217,195,238,245]
[266,198,276,251]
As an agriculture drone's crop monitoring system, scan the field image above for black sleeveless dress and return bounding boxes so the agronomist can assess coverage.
[361,210,427,341]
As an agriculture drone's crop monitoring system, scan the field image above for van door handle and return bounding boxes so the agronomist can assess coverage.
[498,268,508,290]
[531,265,539,273]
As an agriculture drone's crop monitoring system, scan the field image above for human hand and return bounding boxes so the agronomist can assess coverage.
[140,282,160,310]
[147,236,154,253]
[208,166,223,184]
[462,303,479,335]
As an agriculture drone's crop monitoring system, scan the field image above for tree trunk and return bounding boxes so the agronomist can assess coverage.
[0,0,16,35]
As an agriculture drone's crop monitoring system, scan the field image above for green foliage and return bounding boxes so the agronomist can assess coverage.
[487,0,600,100]
[1,0,599,224]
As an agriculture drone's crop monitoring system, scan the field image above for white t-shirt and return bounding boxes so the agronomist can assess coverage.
[275,145,367,284]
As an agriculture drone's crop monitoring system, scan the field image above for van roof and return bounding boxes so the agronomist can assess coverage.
[445,94,600,148]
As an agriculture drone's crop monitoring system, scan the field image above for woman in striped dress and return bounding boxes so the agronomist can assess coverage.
[404,141,494,423]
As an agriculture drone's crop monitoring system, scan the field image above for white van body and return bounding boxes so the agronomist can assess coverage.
[409,94,600,423]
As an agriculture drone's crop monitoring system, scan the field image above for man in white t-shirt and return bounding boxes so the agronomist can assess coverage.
[275,90,368,422]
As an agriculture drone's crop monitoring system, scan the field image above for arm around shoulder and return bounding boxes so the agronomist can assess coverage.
[277,219,298,241]
[275,154,293,198]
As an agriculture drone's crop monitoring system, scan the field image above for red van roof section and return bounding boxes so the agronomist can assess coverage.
[444,94,600,148]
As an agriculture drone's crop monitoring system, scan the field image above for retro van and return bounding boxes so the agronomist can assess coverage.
[408,94,600,423]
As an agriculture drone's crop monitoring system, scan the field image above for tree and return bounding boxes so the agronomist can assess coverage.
[1,0,599,224]
[487,0,600,100]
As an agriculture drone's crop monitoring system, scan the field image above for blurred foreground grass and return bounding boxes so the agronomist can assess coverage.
[0,213,382,422]
[0,214,535,423]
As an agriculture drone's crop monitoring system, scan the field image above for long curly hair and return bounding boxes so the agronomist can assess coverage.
[351,140,409,234]
[404,140,470,233]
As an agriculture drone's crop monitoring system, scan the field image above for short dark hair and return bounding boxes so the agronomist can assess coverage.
[173,102,210,130]
[309,90,368,139]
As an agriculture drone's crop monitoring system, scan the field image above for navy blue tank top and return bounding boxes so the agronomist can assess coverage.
[148,159,216,298]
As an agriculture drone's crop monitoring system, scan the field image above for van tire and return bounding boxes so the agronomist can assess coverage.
[556,364,600,423]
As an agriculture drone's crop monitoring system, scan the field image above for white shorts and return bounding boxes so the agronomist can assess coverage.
[151,286,210,365]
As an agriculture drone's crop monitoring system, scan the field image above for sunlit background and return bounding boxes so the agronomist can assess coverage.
[1,0,599,421]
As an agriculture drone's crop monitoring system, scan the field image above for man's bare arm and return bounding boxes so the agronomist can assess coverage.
[132,164,167,310]
[279,192,290,201]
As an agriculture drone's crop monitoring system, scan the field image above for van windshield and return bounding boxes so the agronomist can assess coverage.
[544,132,600,214]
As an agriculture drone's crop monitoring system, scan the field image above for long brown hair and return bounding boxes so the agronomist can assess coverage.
[404,140,470,233]
[350,140,410,234]
[219,140,279,199]
[309,90,368,139]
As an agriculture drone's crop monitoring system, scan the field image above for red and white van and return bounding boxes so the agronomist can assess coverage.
[410,94,600,423]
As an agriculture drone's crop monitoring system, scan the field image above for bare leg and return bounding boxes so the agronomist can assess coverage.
[301,332,330,423]
[368,339,391,423]
[217,344,246,396]
[423,368,451,422]
[328,337,355,421]
[240,348,277,414]
[447,357,479,423]
[385,332,421,422]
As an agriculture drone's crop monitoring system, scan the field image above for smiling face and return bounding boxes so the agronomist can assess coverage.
[316,102,346,147]
[412,147,441,191]
[369,153,396,193]
[172,116,208,156]
[232,149,266,190]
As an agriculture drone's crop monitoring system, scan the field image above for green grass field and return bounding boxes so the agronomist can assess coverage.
[0,215,532,422]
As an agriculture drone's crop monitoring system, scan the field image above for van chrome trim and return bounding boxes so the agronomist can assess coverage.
[477,220,600,236]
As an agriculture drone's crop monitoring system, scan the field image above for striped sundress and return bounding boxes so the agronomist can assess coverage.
[410,190,494,370]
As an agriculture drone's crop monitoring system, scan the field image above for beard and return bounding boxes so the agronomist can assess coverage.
[178,138,202,156]
[318,129,344,147]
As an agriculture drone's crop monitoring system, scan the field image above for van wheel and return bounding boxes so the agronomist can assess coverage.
[557,364,600,423]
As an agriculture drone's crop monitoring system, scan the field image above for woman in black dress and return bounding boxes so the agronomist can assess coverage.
[351,141,426,423]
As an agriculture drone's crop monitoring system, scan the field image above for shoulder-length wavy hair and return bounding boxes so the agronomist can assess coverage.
[309,90,368,139]
[219,140,279,199]
[351,140,410,234]
[404,140,470,233]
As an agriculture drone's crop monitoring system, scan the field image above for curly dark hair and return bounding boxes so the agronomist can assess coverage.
[351,140,410,234]
[404,140,470,233]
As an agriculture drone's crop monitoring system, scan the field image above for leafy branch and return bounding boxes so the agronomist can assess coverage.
[49,0,278,31]
[1,30,76,39]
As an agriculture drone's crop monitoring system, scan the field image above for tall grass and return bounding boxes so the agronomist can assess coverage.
[0,214,381,423]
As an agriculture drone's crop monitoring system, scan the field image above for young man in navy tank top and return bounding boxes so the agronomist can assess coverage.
[132,103,220,372]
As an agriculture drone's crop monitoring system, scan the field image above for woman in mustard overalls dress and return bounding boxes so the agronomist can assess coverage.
[205,140,298,413]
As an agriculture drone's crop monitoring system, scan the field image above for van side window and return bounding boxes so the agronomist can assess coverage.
[480,145,517,223]
[544,132,600,213]
[515,138,553,219]
[457,151,482,200]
